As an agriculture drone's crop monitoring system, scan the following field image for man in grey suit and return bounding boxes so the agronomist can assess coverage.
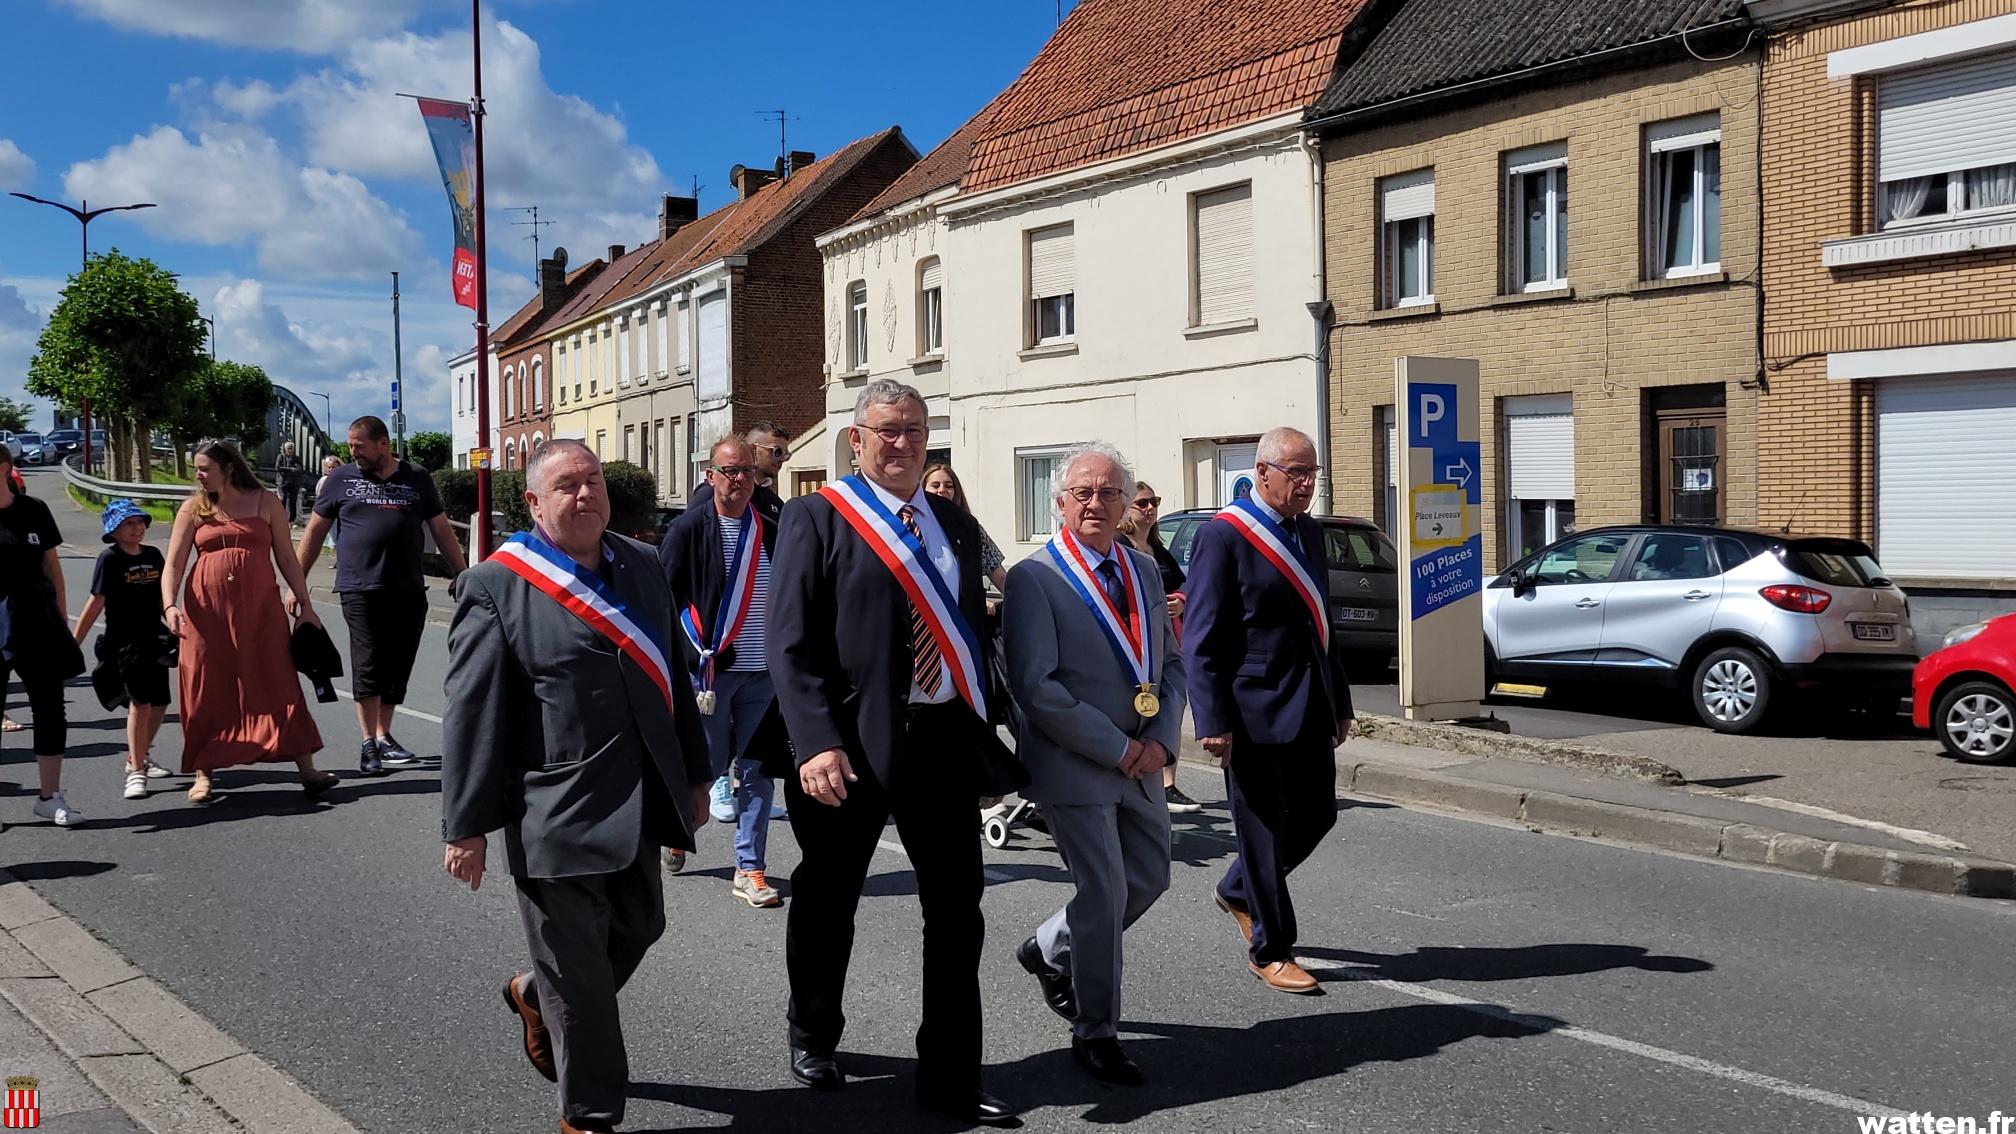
[1003,441,1186,1086]
[442,438,712,1134]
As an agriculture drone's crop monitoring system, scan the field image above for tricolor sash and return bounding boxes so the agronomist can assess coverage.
[819,476,988,718]
[679,508,763,692]
[492,531,677,715]
[1215,498,1330,652]
[1046,530,1153,694]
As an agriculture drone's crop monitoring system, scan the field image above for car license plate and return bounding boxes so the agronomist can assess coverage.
[1337,607,1378,622]
[1851,623,1895,641]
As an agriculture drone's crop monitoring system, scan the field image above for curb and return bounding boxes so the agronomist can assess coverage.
[0,868,364,1134]
[1352,713,1685,784]
[1328,758,2016,900]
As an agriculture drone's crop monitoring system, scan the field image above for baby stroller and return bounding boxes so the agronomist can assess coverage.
[979,605,1042,849]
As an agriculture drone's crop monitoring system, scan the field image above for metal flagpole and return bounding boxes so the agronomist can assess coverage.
[391,271,406,459]
[470,0,494,560]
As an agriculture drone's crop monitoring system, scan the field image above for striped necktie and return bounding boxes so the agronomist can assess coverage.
[898,504,945,695]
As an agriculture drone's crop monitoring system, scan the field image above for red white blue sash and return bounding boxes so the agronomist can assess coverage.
[1046,530,1153,691]
[493,530,677,715]
[1215,498,1329,652]
[819,476,987,718]
[679,508,762,692]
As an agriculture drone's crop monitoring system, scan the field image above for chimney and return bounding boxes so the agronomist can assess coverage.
[538,246,569,312]
[657,194,699,239]
[729,163,777,200]
[607,244,626,262]
[786,150,817,177]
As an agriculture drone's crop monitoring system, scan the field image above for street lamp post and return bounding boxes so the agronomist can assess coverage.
[306,391,334,457]
[198,316,216,360]
[9,193,157,475]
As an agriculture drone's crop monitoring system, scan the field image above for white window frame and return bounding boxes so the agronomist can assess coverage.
[1191,181,1254,326]
[1016,446,1072,540]
[617,317,632,388]
[594,429,607,459]
[1379,170,1436,308]
[1027,224,1076,346]
[1506,144,1568,292]
[531,357,544,410]
[1646,116,1722,279]
[847,280,869,370]
[918,257,944,356]
[676,300,691,373]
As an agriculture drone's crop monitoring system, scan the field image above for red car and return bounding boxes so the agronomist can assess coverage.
[1913,614,2016,763]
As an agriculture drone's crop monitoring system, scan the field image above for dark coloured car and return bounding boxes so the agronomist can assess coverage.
[47,429,83,458]
[1156,509,1398,674]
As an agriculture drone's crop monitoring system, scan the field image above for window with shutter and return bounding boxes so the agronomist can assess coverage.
[1027,225,1075,345]
[847,281,869,369]
[1878,51,2016,227]
[1503,393,1577,560]
[918,258,944,355]
[1379,170,1436,307]
[1193,183,1253,326]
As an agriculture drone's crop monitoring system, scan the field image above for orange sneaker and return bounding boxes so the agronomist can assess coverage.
[733,870,782,908]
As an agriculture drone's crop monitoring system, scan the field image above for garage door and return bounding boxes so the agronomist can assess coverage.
[1877,372,2016,578]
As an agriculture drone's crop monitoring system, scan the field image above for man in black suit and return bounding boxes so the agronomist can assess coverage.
[688,421,789,515]
[1181,426,1353,996]
[768,380,1018,1126]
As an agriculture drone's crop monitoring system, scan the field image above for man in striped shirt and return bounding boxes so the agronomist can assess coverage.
[658,436,784,907]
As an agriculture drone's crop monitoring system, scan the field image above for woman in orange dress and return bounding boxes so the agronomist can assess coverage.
[161,440,332,803]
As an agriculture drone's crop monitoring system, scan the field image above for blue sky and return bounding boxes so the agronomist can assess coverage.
[0,0,1073,433]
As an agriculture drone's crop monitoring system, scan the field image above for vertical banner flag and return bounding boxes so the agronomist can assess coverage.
[415,98,478,309]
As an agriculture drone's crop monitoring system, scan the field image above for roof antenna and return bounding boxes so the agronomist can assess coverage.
[500,205,554,274]
[756,109,797,163]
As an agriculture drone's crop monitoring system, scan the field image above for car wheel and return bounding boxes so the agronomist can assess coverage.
[1692,646,1774,734]
[1934,680,2015,764]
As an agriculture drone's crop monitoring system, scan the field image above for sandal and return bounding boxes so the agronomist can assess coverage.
[187,775,213,804]
[1,716,21,733]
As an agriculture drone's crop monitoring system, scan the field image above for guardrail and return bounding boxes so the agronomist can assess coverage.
[61,456,192,504]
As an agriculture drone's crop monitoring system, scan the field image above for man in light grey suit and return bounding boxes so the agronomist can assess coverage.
[1003,441,1186,1087]
[442,438,712,1134]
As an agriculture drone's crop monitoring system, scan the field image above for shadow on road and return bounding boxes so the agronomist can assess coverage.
[73,771,438,833]
[1297,942,1713,983]
[629,1002,1562,1130]
[4,859,116,882]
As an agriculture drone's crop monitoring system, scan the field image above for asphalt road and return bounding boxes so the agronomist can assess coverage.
[6,476,2014,1132]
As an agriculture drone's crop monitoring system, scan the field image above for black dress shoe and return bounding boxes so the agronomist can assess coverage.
[790,1047,844,1091]
[1071,1036,1144,1086]
[1015,936,1075,1022]
[915,1087,1020,1128]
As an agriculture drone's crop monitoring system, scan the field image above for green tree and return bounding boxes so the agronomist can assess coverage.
[408,430,451,471]
[0,397,30,434]
[173,360,274,451]
[27,249,205,482]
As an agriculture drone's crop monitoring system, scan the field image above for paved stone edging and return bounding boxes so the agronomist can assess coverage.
[0,867,363,1134]
[1332,758,2016,900]
[1352,713,1686,784]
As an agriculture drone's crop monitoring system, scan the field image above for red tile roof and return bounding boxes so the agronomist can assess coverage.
[963,0,1367,193]
[849,99,1003,222]
[494,260,602,345]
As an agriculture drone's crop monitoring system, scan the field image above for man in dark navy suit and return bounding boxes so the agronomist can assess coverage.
[1180,426,1353,995]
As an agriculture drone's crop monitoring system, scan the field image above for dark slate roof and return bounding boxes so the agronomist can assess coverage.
[1311,0,1748,121]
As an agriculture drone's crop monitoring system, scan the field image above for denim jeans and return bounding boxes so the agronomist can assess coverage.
[698,669,776,873]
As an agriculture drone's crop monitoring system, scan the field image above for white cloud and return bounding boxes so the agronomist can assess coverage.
[0,270,49,419]
[63,125,422,281]
[0,139,34,191]
[56,0,432,54]
[286,18,665,215]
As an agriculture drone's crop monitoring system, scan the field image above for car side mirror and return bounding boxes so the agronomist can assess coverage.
[1506,567,1531,595]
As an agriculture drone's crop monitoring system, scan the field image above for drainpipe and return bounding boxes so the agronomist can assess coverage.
[1303,131,1335,514]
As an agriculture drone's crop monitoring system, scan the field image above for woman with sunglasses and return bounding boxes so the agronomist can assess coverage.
[921,463,1007,594]
[1122,484,1202,814]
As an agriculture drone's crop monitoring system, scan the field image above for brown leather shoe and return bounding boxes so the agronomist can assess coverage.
[1214,893,1253,943]
[504,973,557,1081]
[1249,959,1321,995]
[560,1121,615,1133]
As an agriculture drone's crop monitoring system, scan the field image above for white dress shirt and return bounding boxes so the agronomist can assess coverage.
[863,477,961,705]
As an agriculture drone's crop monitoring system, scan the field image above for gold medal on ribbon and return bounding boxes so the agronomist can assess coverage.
[1133,684,1161,718]
[696,689,718,715]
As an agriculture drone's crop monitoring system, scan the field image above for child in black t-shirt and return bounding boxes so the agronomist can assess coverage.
[73,500,174,801]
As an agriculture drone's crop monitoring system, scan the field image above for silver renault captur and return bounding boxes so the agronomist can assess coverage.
[1483,526,1919,733]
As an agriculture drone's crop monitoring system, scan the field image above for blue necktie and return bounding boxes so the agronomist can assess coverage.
[1098,560,1130,618]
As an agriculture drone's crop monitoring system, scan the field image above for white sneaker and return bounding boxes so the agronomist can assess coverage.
[144,759,172,779]
[123,771,148,800]
[33,791,83,827]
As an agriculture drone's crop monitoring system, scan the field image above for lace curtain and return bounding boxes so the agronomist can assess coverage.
[1965,163,2016,211]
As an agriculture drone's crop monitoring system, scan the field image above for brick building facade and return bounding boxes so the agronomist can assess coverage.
[1314,3,1759,572]
[1752,0,2016,629]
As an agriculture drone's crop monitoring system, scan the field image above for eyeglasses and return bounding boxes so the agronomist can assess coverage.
[1132,496,1162,510]
[1064,487,1126,504]
[862,425,927,445]
[1260,462,1322,484]
[710,465,757,479]
[752,443,788,459]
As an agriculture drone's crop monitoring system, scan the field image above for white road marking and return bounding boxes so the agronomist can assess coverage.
[1695,790,1972,853]
[878,837,1014,884]
[1296,957,1909,1120]
[327,685,445,725]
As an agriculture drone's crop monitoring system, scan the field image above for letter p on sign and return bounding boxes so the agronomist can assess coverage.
[1417,393,1445,440]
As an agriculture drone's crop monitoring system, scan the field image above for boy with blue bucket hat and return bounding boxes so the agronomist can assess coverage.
[73,499,175,800]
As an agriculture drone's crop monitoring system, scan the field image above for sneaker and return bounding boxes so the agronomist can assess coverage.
[1164,786,1204,814]
[733,870,783,908]
[123,771,149,800]
[33,791,83,827]
[359,738,386,778]
[143,758,172,779]
[709,775,735,824]
[770,800,788,820]
[378,735,422,767]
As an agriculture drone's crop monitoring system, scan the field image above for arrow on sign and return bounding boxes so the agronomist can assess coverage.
[1432,521,1444,536]
[1442,457,1474,489]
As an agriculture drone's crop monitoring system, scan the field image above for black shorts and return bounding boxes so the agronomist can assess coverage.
[0,662,67,755]
[340,590,429,705]
[121,659,172,708]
